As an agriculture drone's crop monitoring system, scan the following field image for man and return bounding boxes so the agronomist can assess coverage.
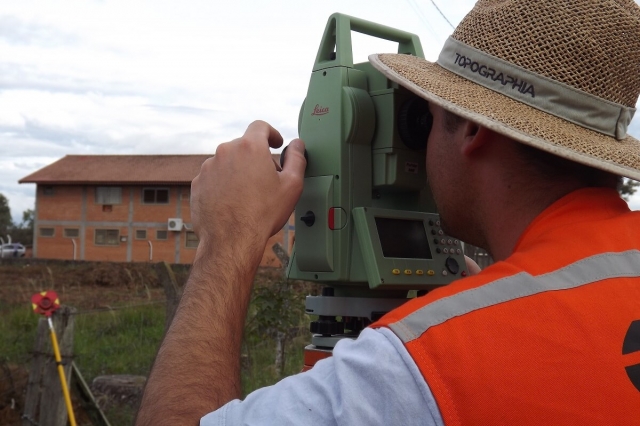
[136,0,640,424]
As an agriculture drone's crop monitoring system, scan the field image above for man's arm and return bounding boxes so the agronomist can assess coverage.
[135,121,306,425]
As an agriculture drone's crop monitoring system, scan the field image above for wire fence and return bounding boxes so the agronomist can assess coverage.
[0,261,292,426]
[0,298,172,426]
[69,300,165,316]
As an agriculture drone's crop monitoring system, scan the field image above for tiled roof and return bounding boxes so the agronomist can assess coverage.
[20,154,284,184]
[19,155,214,184]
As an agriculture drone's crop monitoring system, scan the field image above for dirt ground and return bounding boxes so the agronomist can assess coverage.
[0,259,189,309]
[0,258,287,308]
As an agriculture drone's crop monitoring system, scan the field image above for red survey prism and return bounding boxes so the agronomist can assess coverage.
[31,291,60,317]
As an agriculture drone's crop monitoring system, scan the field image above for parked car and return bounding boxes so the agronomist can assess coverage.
[0,243,26,258]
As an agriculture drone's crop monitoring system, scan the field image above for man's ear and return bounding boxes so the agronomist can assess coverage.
[460,122,489,157]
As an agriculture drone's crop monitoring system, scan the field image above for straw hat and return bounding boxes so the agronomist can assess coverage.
[370,0,640,180]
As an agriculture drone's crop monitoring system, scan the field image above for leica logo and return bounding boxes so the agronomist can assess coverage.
[311,104,329,116]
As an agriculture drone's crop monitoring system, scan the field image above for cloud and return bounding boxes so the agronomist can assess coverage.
[628,116,640,139]
[0,157,50,223]
[0,15,77,47]
[0,62,145,97]
[143,104,221,115]
[2,0,640,226]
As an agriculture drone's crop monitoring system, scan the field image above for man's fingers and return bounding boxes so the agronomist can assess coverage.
[243,120,284,149]
[280,138,307,183]
[464,255,482,276]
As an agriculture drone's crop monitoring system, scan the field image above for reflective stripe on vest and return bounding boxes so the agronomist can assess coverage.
[390,249,640,343]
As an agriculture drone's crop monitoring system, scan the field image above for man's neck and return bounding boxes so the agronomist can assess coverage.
[476,171,586,262]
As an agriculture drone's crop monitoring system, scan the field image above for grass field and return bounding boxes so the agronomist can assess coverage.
[0,261,316,425]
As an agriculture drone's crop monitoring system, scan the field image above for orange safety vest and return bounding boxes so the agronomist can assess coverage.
[373,188,640,424]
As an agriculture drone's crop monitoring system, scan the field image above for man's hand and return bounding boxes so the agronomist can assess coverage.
[192,120,306,251]
[135,121,306,426]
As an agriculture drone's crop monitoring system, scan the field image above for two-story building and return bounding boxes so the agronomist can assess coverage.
[19,155,293,266]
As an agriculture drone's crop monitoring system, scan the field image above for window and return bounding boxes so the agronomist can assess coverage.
[185,231,199,248]
[156,230,168,240]
[143,188,169,204]
[135,230,147,240]
[40,227,55,237]
[95,187,122,204]
[95,229,119,246]
[64,228,79,238]
[42,186,54,196]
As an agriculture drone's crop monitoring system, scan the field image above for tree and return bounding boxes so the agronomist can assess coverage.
[0,194,35,245]
[11,208,35,245]
[0,194,12,236]
[21,209,34,229]
[246,278,306,376]
[618,178,640,202]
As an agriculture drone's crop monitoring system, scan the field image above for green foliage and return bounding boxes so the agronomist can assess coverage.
[0,303,38,363]
[619,178,640,201]
[74,308,163,424]
[241,332,308,395]
[243,278,310,391]
[9,227,33,246]
[0,194,11,236]
[73,305,166,379]
[246,279,306,338]
[10,208,35,245]
[0,303,167,425]
[0,302,166,377]
[0,192,34,245]
[21,209,34,229]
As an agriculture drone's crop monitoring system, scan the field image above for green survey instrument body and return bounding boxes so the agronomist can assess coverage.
[287,13,468,294]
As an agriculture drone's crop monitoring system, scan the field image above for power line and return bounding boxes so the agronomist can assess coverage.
[404,0,443,44]
[429,0,456,30]
[70,300,165,316]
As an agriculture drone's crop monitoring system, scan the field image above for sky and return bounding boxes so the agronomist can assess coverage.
[1,0,640,224]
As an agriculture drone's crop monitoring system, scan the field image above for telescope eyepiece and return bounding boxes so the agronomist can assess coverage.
[398,98,432,151]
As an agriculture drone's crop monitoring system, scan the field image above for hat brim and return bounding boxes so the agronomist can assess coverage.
[370,53,640,181]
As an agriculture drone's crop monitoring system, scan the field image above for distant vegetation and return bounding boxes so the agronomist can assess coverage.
[0,193,33,245]
[619,178,640,201]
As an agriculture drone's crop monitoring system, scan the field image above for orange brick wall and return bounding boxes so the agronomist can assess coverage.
[38,186,83,221]
[36,185,84,260]
[36,230,78,260]
[34,184,294,266]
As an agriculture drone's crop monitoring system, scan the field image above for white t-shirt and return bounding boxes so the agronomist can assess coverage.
[201,327,444,426]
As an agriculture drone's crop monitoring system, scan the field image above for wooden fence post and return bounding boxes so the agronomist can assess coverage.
[271,242,290,271]
[71,363,112,426]
[22,306,76,426]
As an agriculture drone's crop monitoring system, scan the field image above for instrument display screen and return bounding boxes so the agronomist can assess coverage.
[375,217,432,259]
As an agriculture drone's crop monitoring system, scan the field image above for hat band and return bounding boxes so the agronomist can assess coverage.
[436,37,636,140]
